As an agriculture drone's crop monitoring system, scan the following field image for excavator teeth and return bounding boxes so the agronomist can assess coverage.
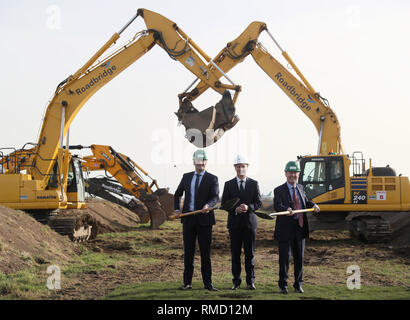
[143,199,166,229]
[33,212,98,242]
[154,188,175,219]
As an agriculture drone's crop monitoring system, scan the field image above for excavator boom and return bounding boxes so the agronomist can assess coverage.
[0,9,242,240]
[184,22,342,155]
[33,8,241,185]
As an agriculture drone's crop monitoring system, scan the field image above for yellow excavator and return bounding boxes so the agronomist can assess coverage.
[0,9,242,241]
[180,22,410,242]
[78,144,174,229]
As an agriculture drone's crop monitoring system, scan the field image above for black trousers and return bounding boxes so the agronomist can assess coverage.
[229,227,256,286]
[182,222,213,287]
[278,224,305,289]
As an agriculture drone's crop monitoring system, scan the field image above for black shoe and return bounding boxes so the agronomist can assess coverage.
[232,284,241,290]
[204,284,219,291]
[247,284,256,290]
[294,286,304,293]
[179,284,192,290]
[279,287,288,294]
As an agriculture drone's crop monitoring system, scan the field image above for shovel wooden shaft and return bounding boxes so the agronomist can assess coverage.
[170,198,240,220]
[170,207,215,220]
[269,208,315,217]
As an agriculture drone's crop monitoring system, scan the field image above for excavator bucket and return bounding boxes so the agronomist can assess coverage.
[154,188,175,219]
[176,90,239,148]
[139,192,167,229]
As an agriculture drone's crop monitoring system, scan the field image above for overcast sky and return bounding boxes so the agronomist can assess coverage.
[1,0,409,195]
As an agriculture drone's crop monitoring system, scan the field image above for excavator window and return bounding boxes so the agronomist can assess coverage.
[301,160,327,199]
[330,160,343,180]
[46,162,59,190]
[300,157,346,200]
[67,162,75,191]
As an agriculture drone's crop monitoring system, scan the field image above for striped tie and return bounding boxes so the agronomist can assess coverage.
[293,187,303,228]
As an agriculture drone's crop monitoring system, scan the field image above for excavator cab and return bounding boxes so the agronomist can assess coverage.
[175,90,239,148]
[66,157,86,206]
[298,155,346,202]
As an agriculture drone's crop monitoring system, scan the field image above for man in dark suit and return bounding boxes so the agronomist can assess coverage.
[273,161,320,294]
[174,150,220,291]
[221,155,262,290]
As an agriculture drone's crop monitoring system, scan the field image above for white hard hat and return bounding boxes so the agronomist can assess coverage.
[233,154,249,165]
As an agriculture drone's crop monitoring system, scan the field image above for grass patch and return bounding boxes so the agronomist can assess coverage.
[0,269,47,300]
[63,252,122,276]
[105,280,410,300]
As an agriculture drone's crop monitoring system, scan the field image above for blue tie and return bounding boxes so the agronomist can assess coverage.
[194,174,200,209]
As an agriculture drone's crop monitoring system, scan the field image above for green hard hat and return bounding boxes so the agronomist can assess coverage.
[285,161,300,172]
[193,149,208,161]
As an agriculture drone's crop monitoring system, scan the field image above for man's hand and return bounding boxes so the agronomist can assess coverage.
[236,204,248,214]
[201,204,210,213]
[287,207,294,216]
[313,204,320,213]
[174,210,181,218]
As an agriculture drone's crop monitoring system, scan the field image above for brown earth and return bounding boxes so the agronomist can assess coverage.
[82,198,141,233]
[53,209,410,300]
[1,200,409,299]
[0,200,144,275]
[0,206,78,274]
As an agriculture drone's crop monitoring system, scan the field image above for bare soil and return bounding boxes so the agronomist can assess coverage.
[0,206,77,274]
[0,200,409,299]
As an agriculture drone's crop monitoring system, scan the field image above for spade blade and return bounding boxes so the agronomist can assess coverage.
[254,211,274,220]
[219,198,240,211]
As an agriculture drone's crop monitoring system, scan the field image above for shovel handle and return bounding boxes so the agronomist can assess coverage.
[269,208,315,217]
[170,207,217,220]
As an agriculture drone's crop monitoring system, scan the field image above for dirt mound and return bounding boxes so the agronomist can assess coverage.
[0,206,77,274]
[84,199,141,233]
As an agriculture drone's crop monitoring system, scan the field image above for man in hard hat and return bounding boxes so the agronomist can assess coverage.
[221,155,262,290]
[273,161,320,294]
[174,150,220,291]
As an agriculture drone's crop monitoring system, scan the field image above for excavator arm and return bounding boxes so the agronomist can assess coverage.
[77,144,173,229]
[182,22,343,155]
[32,8,241,186]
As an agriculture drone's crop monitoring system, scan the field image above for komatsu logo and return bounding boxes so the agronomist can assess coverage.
[75,62,117,95]
[275,72,313,111]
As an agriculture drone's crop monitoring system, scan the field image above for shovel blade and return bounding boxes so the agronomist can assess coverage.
[176,90,239,148]
[255,211,274,220]
[219,197,240,211]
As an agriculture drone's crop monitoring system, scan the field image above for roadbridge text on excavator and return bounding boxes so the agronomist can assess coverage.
[0,9,241,241]
[182,21,410,242]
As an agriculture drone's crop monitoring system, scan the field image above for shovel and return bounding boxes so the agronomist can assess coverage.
[170,197,240,220]
[255,208,315,220]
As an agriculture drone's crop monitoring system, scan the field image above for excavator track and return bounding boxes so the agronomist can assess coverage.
[29,210,98,242]
[349,215,392,243]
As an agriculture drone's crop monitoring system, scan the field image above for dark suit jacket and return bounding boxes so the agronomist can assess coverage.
[174,171,219,226]
[221,177,262,230]
[273,182,315,241]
